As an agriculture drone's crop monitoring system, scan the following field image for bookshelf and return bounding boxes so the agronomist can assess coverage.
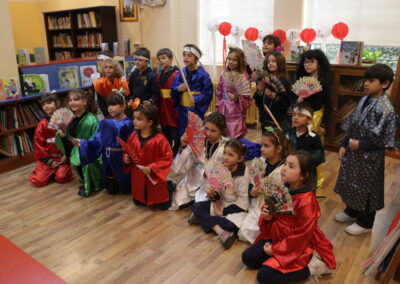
[44,6,117,61]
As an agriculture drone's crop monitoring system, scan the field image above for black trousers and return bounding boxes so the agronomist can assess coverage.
[133,180,175,210]
[242,239,310,284]
[344,207,376,229]
[162,126,180,157]
[192,200,241,233]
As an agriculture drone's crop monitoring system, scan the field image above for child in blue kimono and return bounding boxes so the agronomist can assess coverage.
[73,94,134,194]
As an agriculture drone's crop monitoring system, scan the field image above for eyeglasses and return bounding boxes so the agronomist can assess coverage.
[304,60,317,66]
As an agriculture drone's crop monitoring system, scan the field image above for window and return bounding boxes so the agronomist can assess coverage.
[199,0,275,65]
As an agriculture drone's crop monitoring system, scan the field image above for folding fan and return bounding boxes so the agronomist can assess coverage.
[291,76,322,98]
[263,74,286,95]
[185,111,206,160]
[204,160,233,190]
[224,72,251,97]
[48,108,74,132]
[248,157,265,188]
[261,176,294,215]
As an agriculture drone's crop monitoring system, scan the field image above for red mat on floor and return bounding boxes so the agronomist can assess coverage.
[0,235,67,284]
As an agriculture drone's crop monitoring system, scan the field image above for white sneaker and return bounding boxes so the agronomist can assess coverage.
[308,252,333,278]
[345,223,372,235]
[334,211,356,223]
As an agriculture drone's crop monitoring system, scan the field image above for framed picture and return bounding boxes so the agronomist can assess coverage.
[119,0,139,21]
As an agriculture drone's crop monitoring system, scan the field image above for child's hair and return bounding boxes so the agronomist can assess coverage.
[106,93,126,106]
[225,139,247,157]
[134,104,160,132]
[288,150,315,188]
[292,102,314,118]
[157,48,173,59]
[226,47,246,73]
[262,127,290,159]
[40,92,60,106]
[204,112,227,136]
[98,50,114,58]
[134,47,151,60]
[68,89,97,114]
[365,63,394,91]
[263,35,281,48]
[264,51,287,78]
[183,44,203,59]
[297,49,331,82]
[100,58,124,78]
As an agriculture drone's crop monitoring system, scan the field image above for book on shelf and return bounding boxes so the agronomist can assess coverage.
[52,33,73,48]
[22,74,50,96]
[332,132,347,146]
[79,65,97,87]
[123,39,131,55]
[0,102,45,132]
[113,42,119,56]
[290,46,309,63]
[77,12,99,28]
[336,100,357,121]
[350,78,365,92]
[339,41,363,65]
[77,32,102,48]
[89,11,97,27]
[17,49,30,65]
[80,51,98,58]
[57,66,80,89]
[0,78,20,101]
[0,132,34,157]
[33,47,46,64]
[101,43,109,51]
[47,16,71,30]
[55,51,73,60]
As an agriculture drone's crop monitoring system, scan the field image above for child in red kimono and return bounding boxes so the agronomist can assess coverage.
[123,104,173,209]
[156,48,180,156]
[242,150,336,284]
[28,93,73,186]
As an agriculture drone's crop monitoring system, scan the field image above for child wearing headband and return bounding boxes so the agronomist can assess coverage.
[285,102,324,190]
[128,47,160,106]
[171,44,213,137]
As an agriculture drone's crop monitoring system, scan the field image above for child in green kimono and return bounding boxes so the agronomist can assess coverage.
[55,89,102,197]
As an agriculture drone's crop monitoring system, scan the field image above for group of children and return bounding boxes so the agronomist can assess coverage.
[27,35,398,284]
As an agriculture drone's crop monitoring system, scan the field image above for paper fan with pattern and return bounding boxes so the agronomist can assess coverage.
[248,157,265,188]
[48,108,74,131]
[224,72,251,97]
[204,160,234,189]
[185,111,205,160]
[261,176,294,215]
[291,76,322,98]
[116,137,138,163]
[262,74,286,95]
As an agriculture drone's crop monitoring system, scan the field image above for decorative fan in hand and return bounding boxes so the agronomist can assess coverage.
[224,72,251,97]
[248,157,265,188]
[116,137,138,163]
[263,74,286,95]
[261,176,294,215]
[242,39,264,71]
[292,76,322,98]
[48,108,74,131]
[204,160,233,189]
[185,111,206,160]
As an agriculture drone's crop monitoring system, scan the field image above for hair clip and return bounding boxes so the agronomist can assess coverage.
[274,46,284,52]
[264,126,281,145]
[131,97,140,110]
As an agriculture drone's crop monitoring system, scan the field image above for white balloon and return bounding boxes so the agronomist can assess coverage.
[207,19,219,32]
[286,29,300,43]
[231,25,244,38]
[316,26,331,41]
[258,29,270,41]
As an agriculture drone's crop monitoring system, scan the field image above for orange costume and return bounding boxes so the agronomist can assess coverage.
[93,77,130,99]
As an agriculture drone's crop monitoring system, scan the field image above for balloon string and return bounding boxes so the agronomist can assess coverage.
[222,36,227,71]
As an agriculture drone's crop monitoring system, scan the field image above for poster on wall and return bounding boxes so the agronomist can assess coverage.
[0,78,20,100]
[58,66,80,89]
[80,65,98,87]
[119,0,138,21]
[22,74,50,96]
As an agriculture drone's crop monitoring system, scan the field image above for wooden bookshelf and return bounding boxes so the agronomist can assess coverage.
[44,6,117,60]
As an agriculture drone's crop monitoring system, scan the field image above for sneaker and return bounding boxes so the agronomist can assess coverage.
[218,231,236,250]
[345,223,372,235]
[334,211,356,223]
[77,186,89,197]
[188,212,198,225]
[308,252,333,279]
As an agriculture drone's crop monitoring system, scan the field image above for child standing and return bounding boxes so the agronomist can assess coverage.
[242,151,336,283]
[171,44,213,136]
[171,112,227,209]
[216,47,252,138]
[94,58,130,117]
[73,94,134,195]
[238,128,289,243]
[191,140,250,249]
[334,64,398,235]
[128,47,160,106]
[55,89,102,197]
[254,51,291,130]
[156,48,180,155]
[262,34,282,57]
[28,93,73,186]
[296,49,333,136]
[123,104,173,209]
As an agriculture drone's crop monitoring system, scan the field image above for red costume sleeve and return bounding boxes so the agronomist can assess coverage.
[148,134,173,181]
[33,120,48,160]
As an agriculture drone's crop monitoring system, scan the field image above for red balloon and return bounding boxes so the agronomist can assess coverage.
[244,27,259,41]
[331,22,349,40]
[218,22,232,36]
[300,28,316,44]
[272,29,286,44]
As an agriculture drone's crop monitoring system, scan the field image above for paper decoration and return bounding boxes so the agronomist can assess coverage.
[0,78,20,100]
[204,160,233,189]
[300,28,317,44]
[332,22,349,40]
[79,65,97,87]
[57,66,79,89]
[48,108,74,131]
[244,27,259,41]
[22,74,50,96]
[292,76,323,98]
[261,176,294,215]
[242,39,264,71]
[248,157,265,188]
[185,111,206,160]
[273,29,286,44]
[286,29,300,43]
[223,71,251,97]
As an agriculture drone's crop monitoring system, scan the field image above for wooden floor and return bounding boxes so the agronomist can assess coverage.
[1,128,399,284]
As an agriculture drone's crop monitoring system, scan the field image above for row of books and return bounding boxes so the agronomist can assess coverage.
[335,100,357,122]
[0,102,45,132]
[77,32,102,48]
[0,131,33,158]
[350,78,365,92]
[332,132,347,146]
[77,12,100,28]
[47,16,71,30]
[52,34,73,48]
[80,51,99,58]
[55,51,73,60]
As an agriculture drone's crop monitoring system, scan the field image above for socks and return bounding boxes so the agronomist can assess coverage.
[214,226,224,235]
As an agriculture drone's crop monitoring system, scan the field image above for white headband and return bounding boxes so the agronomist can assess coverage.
[183,46,201,59]
[97,54,112,60]
[135,55,150,61]
[293,107,312,118]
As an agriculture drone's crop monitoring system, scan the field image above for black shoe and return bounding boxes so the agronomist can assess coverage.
[188,212,198,225]
[219,231,237,250]
[77,186,90,197]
